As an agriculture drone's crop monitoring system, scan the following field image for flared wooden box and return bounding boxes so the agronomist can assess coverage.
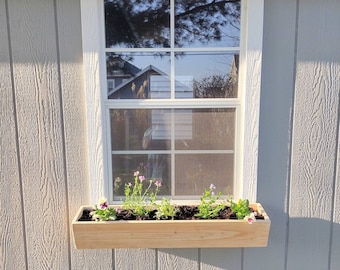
[72,203,270,249]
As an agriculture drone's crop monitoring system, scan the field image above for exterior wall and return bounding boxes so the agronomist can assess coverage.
[0,0,339,270]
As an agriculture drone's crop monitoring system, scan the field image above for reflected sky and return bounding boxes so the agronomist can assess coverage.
[105,0,240,48]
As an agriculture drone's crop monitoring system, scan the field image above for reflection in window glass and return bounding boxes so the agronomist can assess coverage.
[175,154,234,196]
[110,108,235,197]
[105,0,170,48]
[104,0,241,199]
[104,0,240,49]
[112,154,171,197]
[175,108,235,150]
[174,0,240,48]
[175,52,239,98]
[107,52,170,99]
[110,109,171,151]
[106,52,238,99]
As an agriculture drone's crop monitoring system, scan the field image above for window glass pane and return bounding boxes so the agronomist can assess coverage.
[175,108,235,150]
[175,154,233,196]
[111,108,235,151]
[112,154,171,197]
[110,109,171,151]
[107,52,171,99]
[175,52,238,98]
[105,0,170,48]
[111,108,235,197]
[174,0,240,48]
[105,0,241,199]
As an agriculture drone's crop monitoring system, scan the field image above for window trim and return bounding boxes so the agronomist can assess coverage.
[80,0,264,204]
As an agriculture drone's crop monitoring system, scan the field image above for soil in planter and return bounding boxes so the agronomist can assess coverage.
[78,206,265,222]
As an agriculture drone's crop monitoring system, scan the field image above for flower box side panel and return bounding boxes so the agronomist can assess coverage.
[72,203,271,249]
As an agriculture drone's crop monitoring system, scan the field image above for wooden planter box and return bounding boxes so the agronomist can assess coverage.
[72,203,270,249]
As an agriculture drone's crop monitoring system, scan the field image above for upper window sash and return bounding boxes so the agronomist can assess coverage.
[80,0,264,203]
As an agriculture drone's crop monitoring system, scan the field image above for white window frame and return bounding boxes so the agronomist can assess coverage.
[80,0,264,204]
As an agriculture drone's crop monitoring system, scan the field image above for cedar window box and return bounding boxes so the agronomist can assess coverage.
[72,203,270,249]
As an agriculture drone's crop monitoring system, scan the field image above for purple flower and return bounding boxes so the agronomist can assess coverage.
[209,184,216,190]
[139,175,145,182]
[134,171,140,177]
[100,202,108,209]
[98,197,108,209]
[154,180,162,188]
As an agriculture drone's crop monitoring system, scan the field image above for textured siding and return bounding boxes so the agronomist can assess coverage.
[55,0,113,269]
[256,0,298,269]
[0,1,27,269]
[5,0,70,268]
[0,0,340,269]
[259,1,340,270]
[287,0,340,269]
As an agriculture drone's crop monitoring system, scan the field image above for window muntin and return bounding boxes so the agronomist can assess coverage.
[106,51,238,99]
[104,0,241,199]
[104,0,240,49]
[110,108,235,197]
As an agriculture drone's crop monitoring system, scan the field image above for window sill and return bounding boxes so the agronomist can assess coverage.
[72,203,270,249]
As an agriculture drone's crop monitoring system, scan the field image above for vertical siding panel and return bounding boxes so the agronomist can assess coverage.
[158,249,198,270]
[7,0,69,269]
[201,249,241,270]
[330,42,340,267]
[115,249,156,270]
[55,0,113,269]
[0,0,27,269]
[328,1,340,267]
[287,0,340,269]
[331,121,340,269]
[244,0,297,269]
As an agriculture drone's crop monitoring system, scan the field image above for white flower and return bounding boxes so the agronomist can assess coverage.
[91,213,100,221]
[244,212,256,224]
[98,197,108,209]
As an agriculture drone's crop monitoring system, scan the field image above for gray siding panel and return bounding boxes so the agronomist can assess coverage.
[287,0,340,269]
[7,0,69,268]
[331,140,340,269]
[0,0,27,269]
[158,249,198,270]
[1,0,340,269]
[55,0,114,269]
[254,0,298,269]
[115,249,157,270]
[201,249,242,270]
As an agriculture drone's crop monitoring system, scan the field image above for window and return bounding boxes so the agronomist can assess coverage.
[81,0,263,203]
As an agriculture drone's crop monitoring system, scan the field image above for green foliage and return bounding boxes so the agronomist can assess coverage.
[91,180,255,223]
[229,198,251,219]
[195,184,226,219]
[123,171,161,218]
[155,198,177,220]
[90,198,117,221]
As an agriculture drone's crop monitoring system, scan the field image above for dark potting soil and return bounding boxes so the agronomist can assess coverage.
[78,206,265,222]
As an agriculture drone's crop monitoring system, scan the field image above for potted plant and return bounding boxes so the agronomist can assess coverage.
[72,172,271,249]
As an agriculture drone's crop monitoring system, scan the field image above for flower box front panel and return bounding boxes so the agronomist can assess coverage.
[72,203,270,249]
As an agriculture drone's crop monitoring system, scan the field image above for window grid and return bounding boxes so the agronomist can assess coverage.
[103,0,242,200]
